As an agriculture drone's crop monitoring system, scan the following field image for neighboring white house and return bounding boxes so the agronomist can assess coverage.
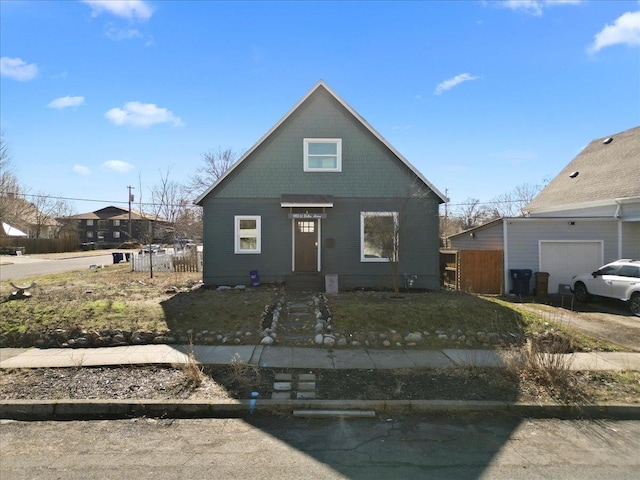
[449,125,640,294]
[1,222,28,237]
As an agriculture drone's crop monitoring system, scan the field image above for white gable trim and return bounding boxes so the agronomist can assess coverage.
[194,80,447,205]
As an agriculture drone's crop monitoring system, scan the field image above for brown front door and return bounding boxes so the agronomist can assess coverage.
[294,219,318,272]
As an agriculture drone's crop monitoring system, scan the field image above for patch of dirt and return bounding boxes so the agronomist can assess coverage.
[516,299,640,352]
[0,366,232,401]
[1,365,638,405]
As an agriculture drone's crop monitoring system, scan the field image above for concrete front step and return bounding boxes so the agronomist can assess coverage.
[285,274,323,292]
[271,372,318,400]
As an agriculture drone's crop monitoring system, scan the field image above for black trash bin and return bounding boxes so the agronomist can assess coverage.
[112,252,124,264]
[509,269,533,296]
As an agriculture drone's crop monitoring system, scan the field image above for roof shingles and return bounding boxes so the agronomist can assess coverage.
[525,126,640,213]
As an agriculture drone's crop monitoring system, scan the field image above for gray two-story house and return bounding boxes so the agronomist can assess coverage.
[195,81,447,290]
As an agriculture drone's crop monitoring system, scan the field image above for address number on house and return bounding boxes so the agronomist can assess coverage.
[288,213,327,219]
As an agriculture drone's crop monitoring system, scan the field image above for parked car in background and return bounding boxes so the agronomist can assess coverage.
[572,259,640,316]
[139,244,164,255]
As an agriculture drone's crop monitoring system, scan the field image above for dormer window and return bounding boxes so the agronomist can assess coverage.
[304,138,342,172]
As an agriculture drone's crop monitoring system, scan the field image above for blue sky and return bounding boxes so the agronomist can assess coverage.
[1,0,639,215]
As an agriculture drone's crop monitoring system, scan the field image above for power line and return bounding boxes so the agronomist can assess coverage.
[0,191,198,209]
[2,190,531,209]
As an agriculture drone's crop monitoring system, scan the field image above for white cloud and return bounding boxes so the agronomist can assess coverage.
[82,0,153,21]
[73,165,91,175]
[588,11,640,54]
[498,0,581,16]
[434,73,480,95]
[48,96,86,109]
[0,57,38,81]
[105,101,184,128]
[105,26,143,41]
[101,160,135,172]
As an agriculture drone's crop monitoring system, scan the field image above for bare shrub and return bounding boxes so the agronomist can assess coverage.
[227,352,262,385]
[501,330,589,404]
[178,337,205,386]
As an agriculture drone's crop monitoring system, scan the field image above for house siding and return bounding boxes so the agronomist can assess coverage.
[202,196,441,289]
[621,222,640,259]
[505,218,619,273]
[212,88,418,200]
[449,222,504,250]
[199,83,444,290]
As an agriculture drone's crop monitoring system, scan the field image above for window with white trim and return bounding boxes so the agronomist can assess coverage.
[86,220,94,226]
[360,212,398,262]
[304,138,342,172]
[113,219,120,226]
[235,215,261,254]
[113,231,120,239]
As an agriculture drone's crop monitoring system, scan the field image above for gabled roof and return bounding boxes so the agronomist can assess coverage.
[1,222,28,237]
[446,217,504,240]
[524,126,640,214]
[195,80,447,205]
[68,206,148,221]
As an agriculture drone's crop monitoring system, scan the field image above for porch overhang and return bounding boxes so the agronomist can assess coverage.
[280,194,334,208]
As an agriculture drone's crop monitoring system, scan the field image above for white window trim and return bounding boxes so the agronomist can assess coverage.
[360,212,398,263]
[234,215,261,254]
[303,138,342,172]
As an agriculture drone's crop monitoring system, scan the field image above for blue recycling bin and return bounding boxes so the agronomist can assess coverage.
[250,270,260,287]
[112,252,124,264]
[509,269,533,296]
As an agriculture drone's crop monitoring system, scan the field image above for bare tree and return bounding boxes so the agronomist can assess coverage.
[456,198,491,231]
[29,192,74,239]
[0,132,28,225]
[486,183,542,218]
[149,167,205,243]
[363,212,401,295]
[363,183,434,296]
[150,167,182,241]
[188,147,239,195]
[174,198,203,240]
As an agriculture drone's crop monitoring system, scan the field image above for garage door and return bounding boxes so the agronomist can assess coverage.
[539,241,603,294]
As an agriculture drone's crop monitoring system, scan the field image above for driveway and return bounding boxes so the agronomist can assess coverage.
[518,295,640,352]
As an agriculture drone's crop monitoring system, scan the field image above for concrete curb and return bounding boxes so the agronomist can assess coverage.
[2,399,639,421]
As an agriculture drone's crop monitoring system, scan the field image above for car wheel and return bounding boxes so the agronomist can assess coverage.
[630,292,640,317]
[574,282,591,303]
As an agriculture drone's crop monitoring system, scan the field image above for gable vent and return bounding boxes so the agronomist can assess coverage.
[603,137,613,144]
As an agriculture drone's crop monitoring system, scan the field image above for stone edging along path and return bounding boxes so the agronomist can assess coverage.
[1,291,525,350]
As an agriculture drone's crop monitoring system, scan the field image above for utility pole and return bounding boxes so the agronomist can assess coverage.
[127,185,135,240]
[443,188,449,247]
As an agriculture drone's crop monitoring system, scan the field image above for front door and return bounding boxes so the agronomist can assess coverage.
[294,219,318,272]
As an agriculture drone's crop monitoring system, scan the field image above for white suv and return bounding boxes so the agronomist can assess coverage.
[572,259,640,316]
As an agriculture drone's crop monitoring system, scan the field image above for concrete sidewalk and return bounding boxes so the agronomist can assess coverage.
[2,345,640,421]
[2,344,640,371]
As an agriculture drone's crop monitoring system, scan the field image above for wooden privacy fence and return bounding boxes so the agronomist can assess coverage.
[440,249,503,294]
[0,237,78,254]
[130,252,202,273]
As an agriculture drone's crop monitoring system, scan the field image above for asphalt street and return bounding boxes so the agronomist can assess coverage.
[1,416,638,479]
[0,254,114,281]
